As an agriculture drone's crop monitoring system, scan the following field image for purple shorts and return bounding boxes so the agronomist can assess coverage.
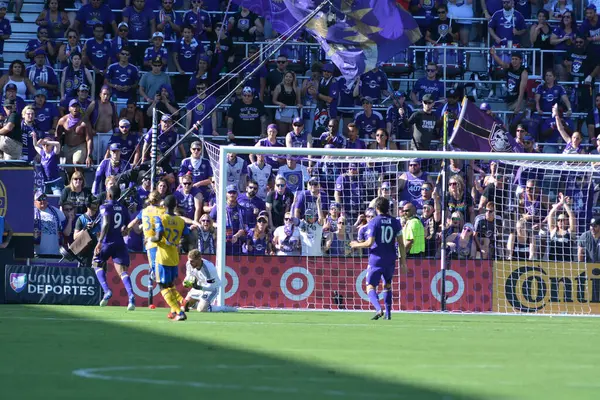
[366,265,395,287]
[94,243,130,267]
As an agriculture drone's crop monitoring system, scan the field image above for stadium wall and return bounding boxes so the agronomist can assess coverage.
[103,255,493,312]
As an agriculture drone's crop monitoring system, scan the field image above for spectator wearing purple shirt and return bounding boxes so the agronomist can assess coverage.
[83,24,112,96]
[581,5,600,50]
[314,63,339,135]
[27,50,59,98]
[92,143,131,195]
[144,32,169,71]
[550,10,577,72]
[319,119,344,148]
[105,46,140,100]
[344,122,366,150]
[354,66,390,102]
[238,46,268,102]
[142,114,185,164]
[409,0,443,33]
[387,92,412,144]
[175,174,202,222]
[72,0,117,38]
[155,0,182,43]
[122,0,156,65]
[411,63,445,105]
[482,0,504,20]
[294,177,329,220]
[237,180,267,229]
[174,26,203,102]
[535,70,571,139]
[398,158,435,206]
[354,97,384,140]
[0,3,12,67]
[33,89,58,136]
[488,0,526,46]
[35,137,62,195]
[25,27,55,66]
[335,164,363,219]
[209,184,247,255]
[178,141,213,207]
[186,81,217,135]
[105,118,141,163]
[184,0,213,42]
[250,124,285,168]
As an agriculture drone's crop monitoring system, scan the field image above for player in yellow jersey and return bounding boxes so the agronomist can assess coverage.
[139,191,164,278]
[150,195,190,321]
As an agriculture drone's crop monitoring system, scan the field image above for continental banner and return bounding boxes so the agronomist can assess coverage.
[105,255,493,312]
[494,261,600,314]
[4,264,101,305]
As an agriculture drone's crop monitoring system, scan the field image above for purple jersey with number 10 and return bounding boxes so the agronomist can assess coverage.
[365,214,402,268]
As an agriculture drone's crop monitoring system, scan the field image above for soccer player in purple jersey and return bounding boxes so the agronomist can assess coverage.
[93,185,136,310]
[350,197,407,320]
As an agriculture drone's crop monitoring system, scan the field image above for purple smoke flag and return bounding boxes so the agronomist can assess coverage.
[450,98,522,153]
[233,0,421,80]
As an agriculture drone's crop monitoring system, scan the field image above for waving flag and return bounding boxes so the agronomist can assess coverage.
[232,0,421,80]
[450,98,522,153]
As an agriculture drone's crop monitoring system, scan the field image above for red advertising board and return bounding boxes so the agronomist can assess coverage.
[106,255,492,312]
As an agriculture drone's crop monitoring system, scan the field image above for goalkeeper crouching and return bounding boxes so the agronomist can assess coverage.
[182,249,237,312]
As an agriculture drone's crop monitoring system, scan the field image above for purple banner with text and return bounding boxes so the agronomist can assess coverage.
[0,165,34,236]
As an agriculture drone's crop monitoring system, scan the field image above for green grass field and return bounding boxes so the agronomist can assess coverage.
[1,305,599,400]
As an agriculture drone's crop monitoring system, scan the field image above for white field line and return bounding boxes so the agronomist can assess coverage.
[72,365,407,398]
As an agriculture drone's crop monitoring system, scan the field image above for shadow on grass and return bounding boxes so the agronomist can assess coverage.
[0,305,483,400]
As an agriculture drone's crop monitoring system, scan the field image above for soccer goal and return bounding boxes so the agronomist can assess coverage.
[205,143,600,315]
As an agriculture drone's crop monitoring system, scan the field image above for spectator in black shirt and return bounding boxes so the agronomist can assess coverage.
[227,86,267,145]
[405,93,440,150]
[0,99,23,160]
[426,4,458,45]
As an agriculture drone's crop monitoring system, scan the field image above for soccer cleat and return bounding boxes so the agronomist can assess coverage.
[99,290,112,307]
[174,311,187,321]
[167,312,176,319]
[127,296,135,311]
[180,299,189,312]
[384,313,392,320]
[371,310,384,320]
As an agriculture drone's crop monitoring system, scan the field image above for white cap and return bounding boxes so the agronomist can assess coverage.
[118,22,128,29]
[152,32,165,40]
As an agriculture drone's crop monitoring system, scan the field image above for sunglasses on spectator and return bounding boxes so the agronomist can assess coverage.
[524,140,532,144]
[427,69,436,72]
[73,178,83,181]
[402,209,411,212]
[68,35,78,39]
[119,29,128,32]
[338,221,345,225]
[293,123,303,127]
[121,52,130,57]
[119,125,130,129]
[328,124,336,128]
[421,187,431,191]
[558,218,566,221]
[375,134,386,137]
[284,217,291,221]
[452,217,461,222]
[200,219,210,223]
[257,219,267,223]
[309,182,318,186]
[423,101,434,105]
[526,186,535,190]
[276,183,285,187]
[191,148,201,152]
[486,209,494,213]
[277,60,287,64]
[63,208,73,212]
[366,215,374,218]
[438,10,446,14]
[463,227,472,232]
[409,164,419,167]
[449,182,457,186]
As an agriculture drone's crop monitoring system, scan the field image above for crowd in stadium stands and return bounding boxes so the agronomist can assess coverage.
[0,0,598,263]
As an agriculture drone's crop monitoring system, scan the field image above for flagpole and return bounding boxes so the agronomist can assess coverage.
[440,111,449,312]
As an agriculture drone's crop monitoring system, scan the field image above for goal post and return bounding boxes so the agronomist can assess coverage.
[210,144,600,313]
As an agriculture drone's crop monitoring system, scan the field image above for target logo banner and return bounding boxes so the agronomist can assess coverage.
[104,254,492,311]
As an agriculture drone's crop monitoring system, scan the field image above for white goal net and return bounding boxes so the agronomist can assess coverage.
[202,142,600,314]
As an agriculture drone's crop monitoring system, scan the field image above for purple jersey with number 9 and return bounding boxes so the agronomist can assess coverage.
[100,201,130,245]
[365,214,402,268]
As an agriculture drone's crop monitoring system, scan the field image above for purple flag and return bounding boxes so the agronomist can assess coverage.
[233,0,421,80]
[450,98,522,153]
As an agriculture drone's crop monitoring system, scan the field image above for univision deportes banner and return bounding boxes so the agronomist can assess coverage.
[5,265,101,305]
